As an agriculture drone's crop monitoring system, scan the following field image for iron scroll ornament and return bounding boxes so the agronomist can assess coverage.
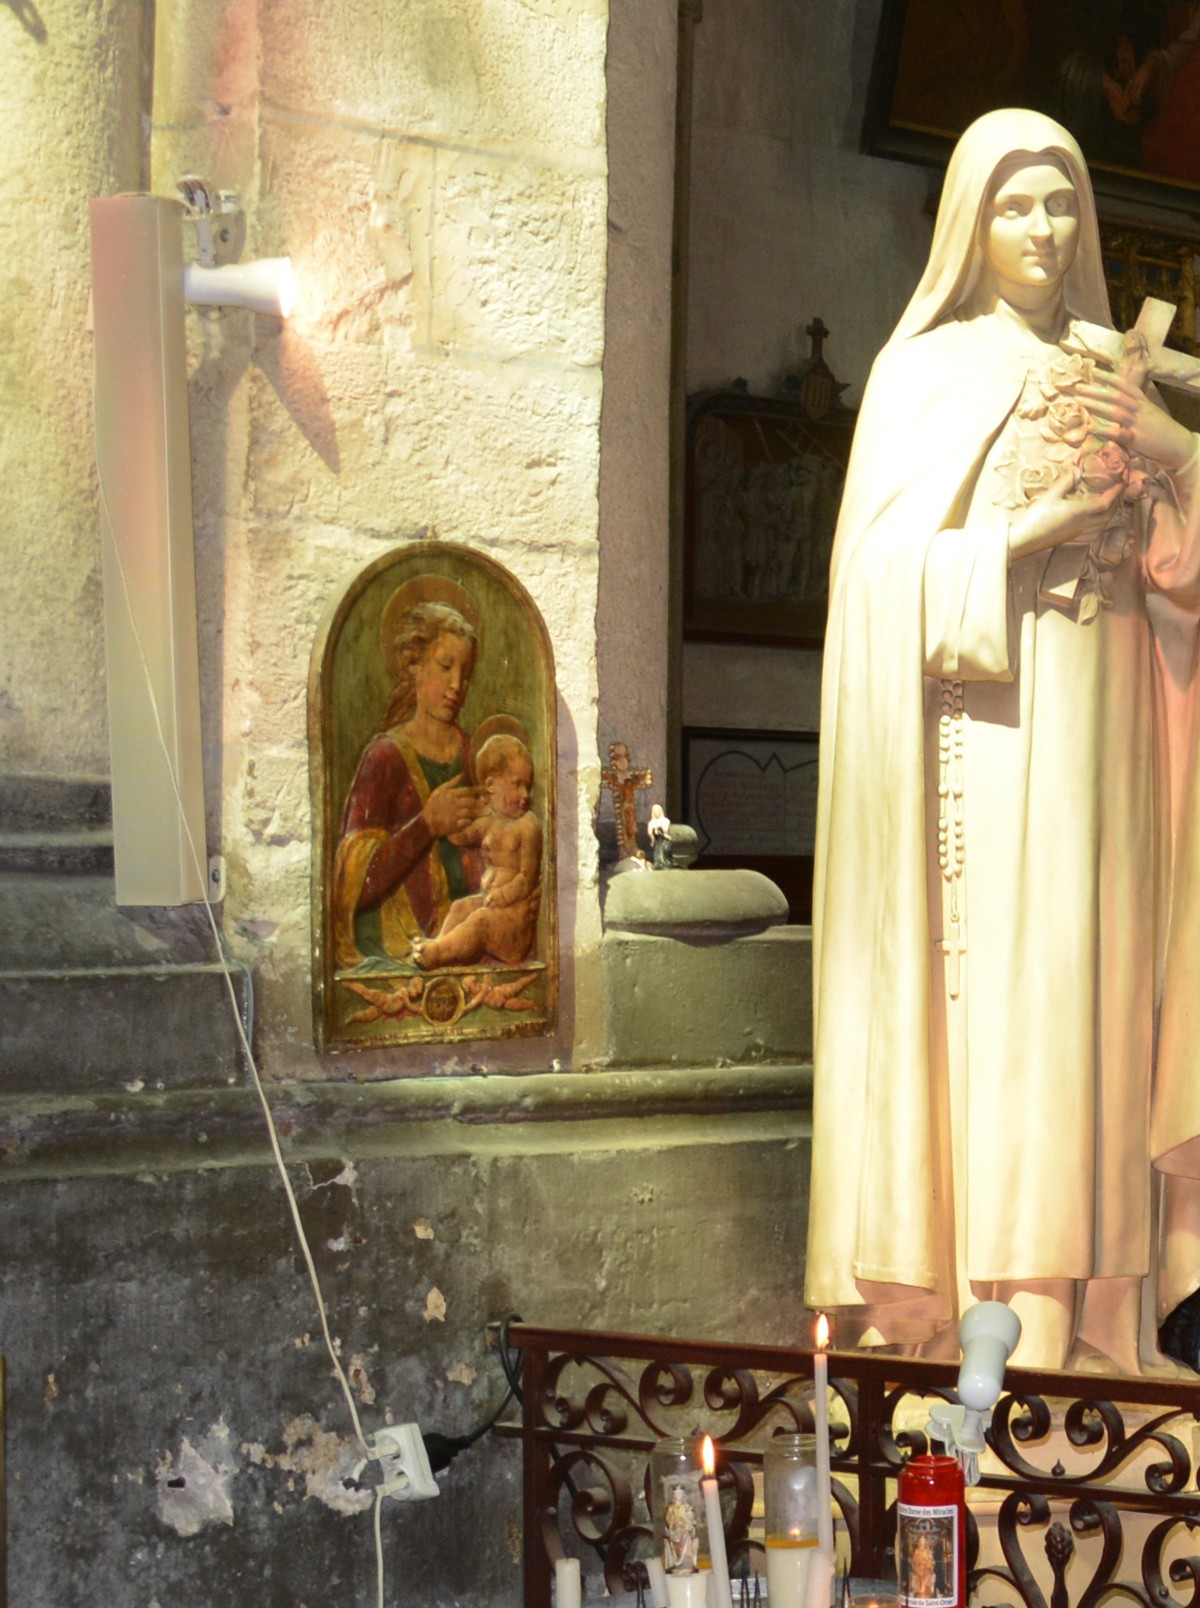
[499,1327,1200,1607]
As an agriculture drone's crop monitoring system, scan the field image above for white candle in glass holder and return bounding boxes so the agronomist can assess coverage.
[765,1538,817,1608]
[813,1315,834,1556]
[555,1557,582,1608]
[804,1546,835,1608]
[665,1572,710,1608]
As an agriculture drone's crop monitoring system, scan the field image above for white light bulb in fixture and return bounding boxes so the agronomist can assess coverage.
[183,257,297,318]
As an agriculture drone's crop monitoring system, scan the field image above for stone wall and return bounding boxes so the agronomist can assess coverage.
[680,0,930,737]
[597,0,677,792]
[0,0,618,1071]
[0,0,839,1600]
[0,0,149,773]
[148,0,611,1072]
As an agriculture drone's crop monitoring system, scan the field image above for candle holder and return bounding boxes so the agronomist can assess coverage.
[650,1435,708,1575]
[764,1432,819,1608]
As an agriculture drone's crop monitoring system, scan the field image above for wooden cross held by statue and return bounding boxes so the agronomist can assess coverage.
[601,741,653,861]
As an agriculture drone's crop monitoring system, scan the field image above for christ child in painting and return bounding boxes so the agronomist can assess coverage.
[413,733,542,969]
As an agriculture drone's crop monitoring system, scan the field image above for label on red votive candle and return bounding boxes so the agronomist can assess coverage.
[897,1502,959,1608]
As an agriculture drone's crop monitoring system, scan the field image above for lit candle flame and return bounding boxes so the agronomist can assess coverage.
[815,1312,830,1350]
[701,1434,715,1478]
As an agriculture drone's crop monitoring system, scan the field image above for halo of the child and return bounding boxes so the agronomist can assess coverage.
[467,714,532,785]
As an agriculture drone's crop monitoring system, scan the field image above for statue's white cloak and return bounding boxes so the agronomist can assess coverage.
[803,111,1200,1332]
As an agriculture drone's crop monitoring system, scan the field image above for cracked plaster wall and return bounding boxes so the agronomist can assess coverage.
[2,1137,809,1604]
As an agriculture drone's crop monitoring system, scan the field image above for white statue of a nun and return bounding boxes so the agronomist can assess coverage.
[805,108,1200,1372]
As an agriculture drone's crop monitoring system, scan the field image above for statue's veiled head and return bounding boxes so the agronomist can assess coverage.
[893,108,1112,342]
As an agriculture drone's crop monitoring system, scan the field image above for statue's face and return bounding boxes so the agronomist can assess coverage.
[982,158,1080,297]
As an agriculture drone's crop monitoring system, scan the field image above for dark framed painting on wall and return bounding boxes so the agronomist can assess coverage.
[683,388,855,647]
[681,727,819,923]
[864,0,1200,221]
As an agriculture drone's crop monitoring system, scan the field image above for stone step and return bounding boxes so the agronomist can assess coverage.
[0,773,111,831]
[0,828,115,876]
[0,872,215,970]
[0,964,250,1092]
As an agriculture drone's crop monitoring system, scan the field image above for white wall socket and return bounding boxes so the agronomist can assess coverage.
[371,1424,439,1502]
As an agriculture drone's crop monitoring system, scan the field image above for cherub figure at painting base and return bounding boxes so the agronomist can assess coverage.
[804,108,1200,1378]
[414,733,542,970]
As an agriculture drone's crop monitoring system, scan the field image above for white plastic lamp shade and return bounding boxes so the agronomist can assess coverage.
[89,192,207,906]
[957,1300,1022,1411]
[183,257,296,318]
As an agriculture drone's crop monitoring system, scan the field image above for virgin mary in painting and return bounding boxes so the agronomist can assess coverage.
[332,577,484,968]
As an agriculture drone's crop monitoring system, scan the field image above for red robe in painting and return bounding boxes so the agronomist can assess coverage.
[332,725,482,968]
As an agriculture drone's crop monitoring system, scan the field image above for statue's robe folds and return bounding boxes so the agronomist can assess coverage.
[804,312,1200,1336]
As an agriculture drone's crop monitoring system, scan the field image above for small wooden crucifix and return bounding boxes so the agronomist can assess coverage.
[935,923,966,1000]
[601,740,653,860]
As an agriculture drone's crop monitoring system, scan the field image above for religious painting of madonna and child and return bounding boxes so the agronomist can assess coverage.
[309,542,557,1052]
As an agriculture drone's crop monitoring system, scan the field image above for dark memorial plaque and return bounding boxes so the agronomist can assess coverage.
[682,727,818,922]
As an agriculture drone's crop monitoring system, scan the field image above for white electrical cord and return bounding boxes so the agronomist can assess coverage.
[97,471,387,1605]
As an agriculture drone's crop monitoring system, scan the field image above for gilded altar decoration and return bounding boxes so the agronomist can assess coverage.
[309,541,556,1052]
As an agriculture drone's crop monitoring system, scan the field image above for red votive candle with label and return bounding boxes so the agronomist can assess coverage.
[897,1454,966,1608]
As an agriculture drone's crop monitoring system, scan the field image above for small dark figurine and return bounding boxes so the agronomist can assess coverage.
[647,804,674,870]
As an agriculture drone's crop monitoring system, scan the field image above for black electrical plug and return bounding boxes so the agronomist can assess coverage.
[422,1428,479,1474]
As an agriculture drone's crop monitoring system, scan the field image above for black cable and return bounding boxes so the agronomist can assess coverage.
[422,1313,524,1473]
[421,1313,609,1568]
[497,1311,525,1402]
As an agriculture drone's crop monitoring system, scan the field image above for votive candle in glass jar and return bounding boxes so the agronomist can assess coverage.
[651,1435,707,1574]
[764,1432,819,1608]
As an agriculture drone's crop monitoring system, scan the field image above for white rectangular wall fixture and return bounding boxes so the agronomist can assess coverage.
[89,194,206,905]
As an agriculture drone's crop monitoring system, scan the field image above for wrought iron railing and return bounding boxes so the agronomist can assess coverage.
[495,1324,1200,1608]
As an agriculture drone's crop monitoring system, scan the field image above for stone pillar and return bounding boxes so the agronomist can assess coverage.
[597,0,678,813]
[0,0,150,775]
[147,0,611,1069]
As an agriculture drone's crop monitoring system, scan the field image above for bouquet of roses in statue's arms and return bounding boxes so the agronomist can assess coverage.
[995,324,1171,621]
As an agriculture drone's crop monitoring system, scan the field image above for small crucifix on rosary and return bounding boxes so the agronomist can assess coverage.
[935,919,966,1000]
[601,740,652,861]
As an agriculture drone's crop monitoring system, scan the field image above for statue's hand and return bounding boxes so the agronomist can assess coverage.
[422,774,479,837]
[1077,373,1196,472]
[1008,471,1123,563]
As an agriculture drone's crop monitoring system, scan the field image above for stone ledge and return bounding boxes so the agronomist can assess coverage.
[0,1061,812,1181]
[0,828,114,875]
[0,773,110,831]
[603,867,788,937]
[602,925,812,1066]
